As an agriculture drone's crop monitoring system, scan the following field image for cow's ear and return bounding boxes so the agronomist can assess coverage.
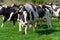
[42,5,45,8]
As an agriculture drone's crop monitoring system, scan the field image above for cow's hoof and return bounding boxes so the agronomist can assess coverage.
[17,19,19,21]
[7,19,10,21]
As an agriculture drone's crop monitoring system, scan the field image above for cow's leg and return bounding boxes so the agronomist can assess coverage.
[33,22,37,32]
[45,10,52,28]
[1,18,7,28]
[7,12,14,21]
[1,23,4,28]
[48,19,52,28]
[13,20,16,27]
[17,14,20,21]
[19,22,22,32]
[35,22,37,28]
[33,25,35,32]
[46,15,52,28]
[46,19,49,28]
[25,24,28,35]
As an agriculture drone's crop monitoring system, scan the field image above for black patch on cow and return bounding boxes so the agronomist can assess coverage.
[27,11,30,20]
[48,8,51,13]
[47,8,53,15]
[37,6,46,18]
[54,9,57,11]
[31,11,34,20]
[1,7,11,18]
[42,5,47,9]
[32,5,36,12]
[10,13,18,20]
[22,15,25,22]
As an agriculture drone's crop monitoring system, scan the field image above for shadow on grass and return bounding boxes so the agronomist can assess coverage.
[37,24,49,29]
[35,29,60,35]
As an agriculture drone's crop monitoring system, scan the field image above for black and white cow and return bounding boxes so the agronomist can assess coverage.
[48,3,60,18]
[0,4,19,28]
[18,3,52,34]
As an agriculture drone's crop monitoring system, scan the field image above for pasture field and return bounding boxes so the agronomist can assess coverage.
[0,18,60,40]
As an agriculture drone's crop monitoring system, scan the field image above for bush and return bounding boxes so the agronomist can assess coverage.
[19,0,45,4]
[36,0,44,4]
[31,0,44,4]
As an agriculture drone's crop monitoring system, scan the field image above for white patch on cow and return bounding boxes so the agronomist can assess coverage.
[2,4,7,8]
[35,22,37,28]
[23,11,27,23]
[11,4,14,7]
[53,8,60,17]
[25,25,28,35]
[52,5,57,10]
[19,21,22,31]
[7,12,14,21]
[45,5,51,8]
[1,23,4,28]
[24,3,33,10]
[17,14,20,21]
[19,10,21,12]
[19,6,23,8]
[0,6,2,10]
[2,16,4,20]
[39,5,42,8]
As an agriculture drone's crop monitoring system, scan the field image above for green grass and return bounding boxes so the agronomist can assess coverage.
[0,18,60,40]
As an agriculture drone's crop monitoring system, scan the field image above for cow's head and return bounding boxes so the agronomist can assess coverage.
[18,4,28,25]
[19,4,24,12]
[42,5,53,16]
[0,6,4,15]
